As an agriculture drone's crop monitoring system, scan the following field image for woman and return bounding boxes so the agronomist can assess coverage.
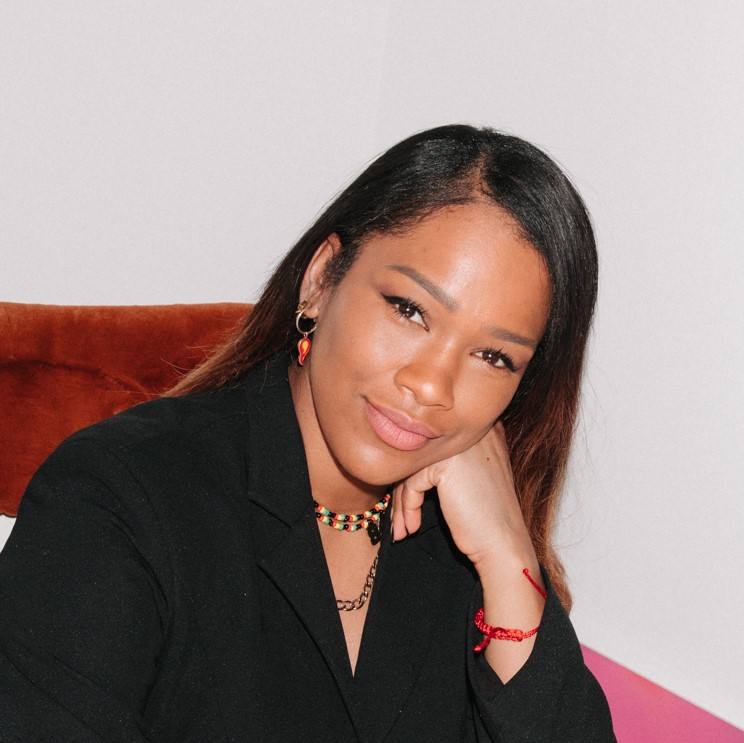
[0,125,615,741]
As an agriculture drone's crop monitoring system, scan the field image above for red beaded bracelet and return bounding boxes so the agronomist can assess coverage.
[473,568,547,653]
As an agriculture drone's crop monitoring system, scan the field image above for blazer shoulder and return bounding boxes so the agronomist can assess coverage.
[34,357,291,503]
[55,386,248,468]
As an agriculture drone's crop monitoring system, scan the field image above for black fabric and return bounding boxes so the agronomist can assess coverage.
[0,356,615,742]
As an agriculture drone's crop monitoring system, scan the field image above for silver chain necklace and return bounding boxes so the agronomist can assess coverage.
[336,553,379,611]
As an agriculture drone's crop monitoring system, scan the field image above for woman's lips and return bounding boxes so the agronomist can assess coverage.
[365,401,437,451]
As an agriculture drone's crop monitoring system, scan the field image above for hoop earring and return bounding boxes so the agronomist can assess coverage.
[295,300,317,366]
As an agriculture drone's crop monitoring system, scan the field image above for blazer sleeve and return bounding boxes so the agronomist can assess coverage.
[466,573,616,743]
[0,435,170,742]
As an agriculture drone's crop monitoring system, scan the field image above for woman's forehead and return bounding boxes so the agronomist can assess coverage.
[350,203,550,339]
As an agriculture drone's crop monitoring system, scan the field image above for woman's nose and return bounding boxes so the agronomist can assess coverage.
[394,353,456,409]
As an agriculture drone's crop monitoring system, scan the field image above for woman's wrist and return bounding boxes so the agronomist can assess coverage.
[474,562,547,682]
[469,527,540,584]
[475,549,546,640]
[473,569,547,653]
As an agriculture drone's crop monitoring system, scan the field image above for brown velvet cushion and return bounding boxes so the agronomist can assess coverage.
[0,302,251,516]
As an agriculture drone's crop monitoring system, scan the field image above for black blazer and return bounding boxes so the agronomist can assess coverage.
[0,357,614,742]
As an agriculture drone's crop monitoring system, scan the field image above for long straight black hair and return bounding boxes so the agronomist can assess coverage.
[172,125,598,609]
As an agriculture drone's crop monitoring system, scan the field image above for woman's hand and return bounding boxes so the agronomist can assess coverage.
[391,422,546,682]
[391,422,534,567]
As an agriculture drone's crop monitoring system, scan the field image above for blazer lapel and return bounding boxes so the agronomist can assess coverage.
[240,359,356,699]
[352,497,475,742]
[252,515,354,686]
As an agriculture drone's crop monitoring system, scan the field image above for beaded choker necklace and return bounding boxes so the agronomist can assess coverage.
[314,492,391,545]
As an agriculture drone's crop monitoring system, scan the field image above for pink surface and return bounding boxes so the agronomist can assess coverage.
[582,645,744,742]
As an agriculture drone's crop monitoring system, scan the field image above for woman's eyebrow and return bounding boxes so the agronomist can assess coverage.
[483,325,537,350]
[387,263,537,350]
[387,264,458,311]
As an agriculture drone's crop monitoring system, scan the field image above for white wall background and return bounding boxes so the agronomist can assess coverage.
[2,0,742,730]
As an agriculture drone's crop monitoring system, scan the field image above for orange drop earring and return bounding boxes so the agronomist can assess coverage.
[295,300,317,366]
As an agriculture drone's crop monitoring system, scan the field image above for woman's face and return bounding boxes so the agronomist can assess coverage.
[292,202,550,489]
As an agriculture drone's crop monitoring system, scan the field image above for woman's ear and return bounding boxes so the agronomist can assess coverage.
[297,234,342,317]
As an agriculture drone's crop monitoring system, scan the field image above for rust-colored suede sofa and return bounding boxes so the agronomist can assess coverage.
[0,302,250,516]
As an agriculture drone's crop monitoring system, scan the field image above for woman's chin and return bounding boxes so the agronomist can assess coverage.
[336,449,429,490]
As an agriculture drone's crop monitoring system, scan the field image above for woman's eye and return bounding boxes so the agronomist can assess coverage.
[477,348,517,372]
[383,295,428,328]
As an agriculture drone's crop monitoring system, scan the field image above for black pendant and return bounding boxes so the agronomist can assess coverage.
[367,520,381,545]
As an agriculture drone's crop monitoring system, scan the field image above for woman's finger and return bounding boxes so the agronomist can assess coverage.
[392,469,435,541]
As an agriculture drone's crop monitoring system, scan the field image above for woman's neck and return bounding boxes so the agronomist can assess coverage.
[288,361,387,513]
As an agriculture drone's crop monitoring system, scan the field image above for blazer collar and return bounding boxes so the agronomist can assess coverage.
[239,355,310,525]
